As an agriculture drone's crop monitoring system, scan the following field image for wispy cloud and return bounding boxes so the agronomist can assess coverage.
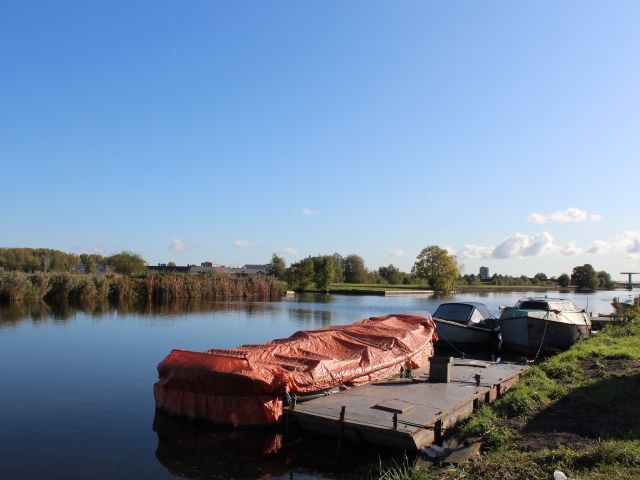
[390,248,404,257]
[298,208,318,216]
[234,240,259,249]
[170,239,192,252]
[528,207,601,224]
[282,247,299,256]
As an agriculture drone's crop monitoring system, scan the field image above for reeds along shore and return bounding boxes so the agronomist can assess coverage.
[0,271,287,304]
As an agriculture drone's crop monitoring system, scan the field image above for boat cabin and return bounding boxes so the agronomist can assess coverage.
[513,299,582,312]
[433,302,499,329]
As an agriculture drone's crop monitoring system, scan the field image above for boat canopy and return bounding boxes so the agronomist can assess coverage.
[433,302,498,328]
[154,313,437,426]
[515,299,582,312]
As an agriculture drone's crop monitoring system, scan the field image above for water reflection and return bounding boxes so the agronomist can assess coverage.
[152,411,397,480]
[288,308,333,326]
[153,412,292,479]
[0,298,285,328]
[0,301,52,326]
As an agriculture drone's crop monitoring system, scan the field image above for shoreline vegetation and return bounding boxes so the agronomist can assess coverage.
[379,300,640,480]
[0,271,287,305]
[300,283,581,295]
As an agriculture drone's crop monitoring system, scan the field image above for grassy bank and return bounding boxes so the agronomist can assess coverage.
[299,283,571,295]
[380,305,640,479]
[0,271,287,305]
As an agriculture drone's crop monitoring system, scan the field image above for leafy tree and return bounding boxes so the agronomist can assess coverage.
[597,270,615,290]
[571,264,598,290]
[286,257,315,291]
[465,273,482,286]
[330,253,345,283]
[412,245,460,293]
[167,262,176,267]
[533,272,547,282]
[0,248,78,272]
[378,264,404,285]
[557,273,571,287]
[266,253,287,280]
[313,255,337,291]
[79,253,106,274]
[107,251,147,275]
[343,254,368,284]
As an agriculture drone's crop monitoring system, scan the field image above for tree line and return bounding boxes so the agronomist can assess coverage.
[1,247,618,295]
[266,253,422,291]
[268,247,618,293]
[0,248,147,275]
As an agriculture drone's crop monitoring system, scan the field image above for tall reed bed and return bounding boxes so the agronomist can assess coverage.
[0,271,286,305]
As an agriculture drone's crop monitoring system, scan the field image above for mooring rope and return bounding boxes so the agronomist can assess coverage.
[435,328,465,357]
[532,309,552,362]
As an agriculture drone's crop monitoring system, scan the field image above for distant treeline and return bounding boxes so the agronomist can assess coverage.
[0,271,286,304]
[0,248,146,274]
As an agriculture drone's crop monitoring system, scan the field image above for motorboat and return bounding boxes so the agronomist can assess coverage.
[431,302,501,351]
[499,297,591,355]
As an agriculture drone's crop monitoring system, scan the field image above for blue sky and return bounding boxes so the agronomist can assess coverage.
[2,1,639,278]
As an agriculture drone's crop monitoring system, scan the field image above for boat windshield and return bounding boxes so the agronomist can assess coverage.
[517,301,549,310]
[433,304,473,324]
[517,300,580,312]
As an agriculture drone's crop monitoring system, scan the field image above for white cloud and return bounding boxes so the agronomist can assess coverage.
[586,231,640,259]
[589,214,602,222]
[460,232,566,260]
[390,248,404,257]
[298,208,318,216]
[528,207,589,224]
[628,240,640,258]
[282,247,299,256]
[458,244,494,259]
[234,240,259,249]
[461,230,640,261]
[170,239,192,252]
[558,241,583,256]
[586,240,613,255]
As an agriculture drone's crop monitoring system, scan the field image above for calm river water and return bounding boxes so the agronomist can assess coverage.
[0,290,633,479]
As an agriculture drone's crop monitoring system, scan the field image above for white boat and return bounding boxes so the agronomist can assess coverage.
[499,297,591,355]
[432,302,501,350]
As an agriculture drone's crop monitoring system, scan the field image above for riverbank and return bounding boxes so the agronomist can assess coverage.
[0,271,286,304]
[298,283,576,296]
[382,305,640,479]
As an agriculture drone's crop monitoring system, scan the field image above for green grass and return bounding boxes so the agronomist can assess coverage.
[382,303,640,480]
[329,283,431,292]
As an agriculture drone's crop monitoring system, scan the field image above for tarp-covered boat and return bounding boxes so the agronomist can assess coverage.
[154,314,437,426]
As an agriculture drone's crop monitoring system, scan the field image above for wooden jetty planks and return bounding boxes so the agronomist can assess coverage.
[291,359,527,450]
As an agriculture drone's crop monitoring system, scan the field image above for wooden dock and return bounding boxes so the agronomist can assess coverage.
[291,358,528,451]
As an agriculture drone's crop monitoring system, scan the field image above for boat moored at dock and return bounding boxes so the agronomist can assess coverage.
[499,297,591,355]
[154,314,437,427]
[431,302,501,351]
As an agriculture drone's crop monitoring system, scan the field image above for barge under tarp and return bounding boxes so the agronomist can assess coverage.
[154,314,437,426]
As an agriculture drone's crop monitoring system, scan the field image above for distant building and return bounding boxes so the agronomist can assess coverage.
[147,262,267,275]
[74,264,110,274]
[479,266,490,280]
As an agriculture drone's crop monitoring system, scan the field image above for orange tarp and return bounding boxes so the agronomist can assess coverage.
[154,313,437,426]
